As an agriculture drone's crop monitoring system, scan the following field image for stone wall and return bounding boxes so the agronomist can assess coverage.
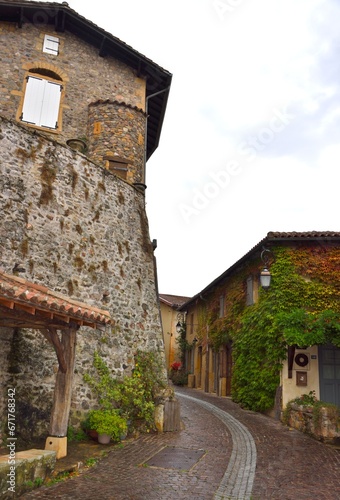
[286,403,340,445]
[0,20,146,180]
[0,116,165,443]
[88,100,146,184]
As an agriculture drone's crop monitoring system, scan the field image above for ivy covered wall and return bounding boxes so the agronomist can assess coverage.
[188,242,340,412]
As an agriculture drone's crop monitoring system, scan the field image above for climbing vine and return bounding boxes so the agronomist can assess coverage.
[201,245,340,412]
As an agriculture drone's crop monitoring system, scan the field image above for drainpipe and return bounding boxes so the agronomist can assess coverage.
[144,86,171,184]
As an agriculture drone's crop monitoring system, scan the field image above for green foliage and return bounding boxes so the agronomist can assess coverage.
[204,246,340,412]
[87,409,127,441]
[231,299,286,411]
[84,350,167,432]
[290,390,318,406]
[278,309,340,347]
[176,322,190,365]
[85,457,98,467]
[283,391,340,430]
[169,369,189,386]
[67,426,88,442]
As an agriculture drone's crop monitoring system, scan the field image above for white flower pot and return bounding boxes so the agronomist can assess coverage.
[98,433,111,444]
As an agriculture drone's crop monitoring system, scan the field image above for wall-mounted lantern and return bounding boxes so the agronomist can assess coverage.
[260,247,272,290]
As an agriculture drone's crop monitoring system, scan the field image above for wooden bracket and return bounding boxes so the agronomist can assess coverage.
[41,328,67,373]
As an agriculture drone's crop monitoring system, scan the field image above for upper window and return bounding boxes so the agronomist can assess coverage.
[20,74,62,130]
[246,276,254,306]
[43,34,60,55]
[219,295,225,318]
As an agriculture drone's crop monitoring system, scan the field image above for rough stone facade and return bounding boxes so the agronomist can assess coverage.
[0,7,168,445]
[0,115,165,442]
[88,100,146,184]
[0,19,146,181]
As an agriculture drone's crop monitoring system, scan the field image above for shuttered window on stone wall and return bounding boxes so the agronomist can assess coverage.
[219,294,225,318]
[104,156,129,180]
[21,76,62,130]
[43,34,60,55]
[246,276,254,306]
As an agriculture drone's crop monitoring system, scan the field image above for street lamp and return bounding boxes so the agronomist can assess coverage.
[260,248,272,290]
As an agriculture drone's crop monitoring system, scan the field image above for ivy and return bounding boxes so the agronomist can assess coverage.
[176,322,190,366]
[200,245,340,412]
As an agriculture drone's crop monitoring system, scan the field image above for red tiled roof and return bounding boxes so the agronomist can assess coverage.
[159,294,191,308]
[180,231,340,310]
[267,231,340,239]
[0,271,111,330]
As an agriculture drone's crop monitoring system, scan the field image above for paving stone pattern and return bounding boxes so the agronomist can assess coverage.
[178,393,257,499]
[22,388,340,500]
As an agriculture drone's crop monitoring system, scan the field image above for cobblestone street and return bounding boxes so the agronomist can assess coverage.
[22,388,340,499]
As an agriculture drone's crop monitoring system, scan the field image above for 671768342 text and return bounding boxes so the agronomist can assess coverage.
[7,388,16,493]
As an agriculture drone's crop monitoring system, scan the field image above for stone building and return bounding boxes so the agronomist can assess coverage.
[179,232,340,414]
[0,0,172,449]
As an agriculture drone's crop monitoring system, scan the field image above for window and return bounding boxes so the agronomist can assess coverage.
[43,34,60,55]
[246,276,254,306]
[20,75,62,130]
[219,295,225,318]
[104,156,129,180]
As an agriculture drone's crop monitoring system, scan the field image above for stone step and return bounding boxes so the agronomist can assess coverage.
[0,449,56,499]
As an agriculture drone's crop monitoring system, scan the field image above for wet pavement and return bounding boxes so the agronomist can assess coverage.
[22,387,340,499]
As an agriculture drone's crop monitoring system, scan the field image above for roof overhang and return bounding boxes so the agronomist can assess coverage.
[0,0,172,160]
[0,271,111,331]
[180,231,340,310]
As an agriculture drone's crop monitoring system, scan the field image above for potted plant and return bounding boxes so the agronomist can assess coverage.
[87,409,128,444]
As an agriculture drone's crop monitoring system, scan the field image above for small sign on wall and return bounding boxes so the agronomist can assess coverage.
[296,371,308,386]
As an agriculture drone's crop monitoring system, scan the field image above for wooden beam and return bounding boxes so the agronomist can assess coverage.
[49,328,78,437]
[41,328,67,373]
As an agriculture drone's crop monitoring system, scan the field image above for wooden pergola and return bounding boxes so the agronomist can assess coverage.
[0,270,111,456]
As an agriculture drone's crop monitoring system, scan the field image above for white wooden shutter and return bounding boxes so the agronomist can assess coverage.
[21,76,45,126]
[40,80,61,129]
[21,76,61,130]
[43,34,60,55]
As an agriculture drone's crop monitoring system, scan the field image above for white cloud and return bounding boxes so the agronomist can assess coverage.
[55,0,340,296]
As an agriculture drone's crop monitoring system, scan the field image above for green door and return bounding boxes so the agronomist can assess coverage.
[319,344,340,407]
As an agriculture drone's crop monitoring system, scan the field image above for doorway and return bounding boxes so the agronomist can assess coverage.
[319,344,340,407]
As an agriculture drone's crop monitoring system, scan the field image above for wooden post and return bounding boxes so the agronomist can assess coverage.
[48,327,77,437]
[43,327,77,459]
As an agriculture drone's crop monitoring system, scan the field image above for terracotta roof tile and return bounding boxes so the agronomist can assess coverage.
[268,231,340,239]
[0,271,111,328]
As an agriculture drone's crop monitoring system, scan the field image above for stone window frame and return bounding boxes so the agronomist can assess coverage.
[16,62,68,134]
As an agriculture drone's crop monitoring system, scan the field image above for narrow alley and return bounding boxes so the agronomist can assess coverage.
[22,388,340,500]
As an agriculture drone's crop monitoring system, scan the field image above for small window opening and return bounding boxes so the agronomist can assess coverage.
[104,155,129,180]
[43,34,60,55]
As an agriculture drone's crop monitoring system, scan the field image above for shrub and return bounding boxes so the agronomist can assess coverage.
[84,350,168,432]
[169,368,188,386]
[87,409,127,441]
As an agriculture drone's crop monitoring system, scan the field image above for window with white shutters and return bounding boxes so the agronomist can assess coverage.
[43,34,60,55]
[20,76,62,130]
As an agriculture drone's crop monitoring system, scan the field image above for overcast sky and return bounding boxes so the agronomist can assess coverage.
[55,0,340,297]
